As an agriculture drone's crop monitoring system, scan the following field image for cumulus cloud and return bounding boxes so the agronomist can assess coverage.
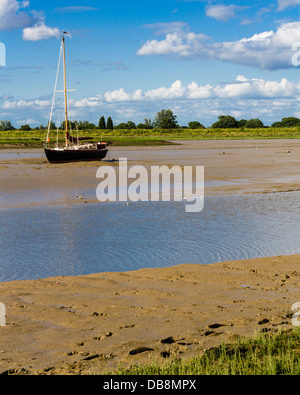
[0,0,60,40]
[104,88,143,102]
[5,76,299,110]
[4,76,300,127]
[137,21,300,70]
[72,96,103,108]
[144,80,186,100]
[17,118,38,125]
[137,32,210,58]
[0,0,37,30]
[2,99,50,109]
[101,76,300,103]
[278,0,300,10]
[206,5,247,21]
[23,22,60,41]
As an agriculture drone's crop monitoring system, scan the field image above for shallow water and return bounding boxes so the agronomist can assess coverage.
[0,191,299,282]
[0,150,42,161]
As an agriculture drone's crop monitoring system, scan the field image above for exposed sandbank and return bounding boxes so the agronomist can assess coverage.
[0,140,299,375]
[1,139,299,208]
[0,254,299,375]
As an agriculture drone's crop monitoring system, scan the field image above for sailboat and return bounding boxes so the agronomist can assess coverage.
[44,32,108,164]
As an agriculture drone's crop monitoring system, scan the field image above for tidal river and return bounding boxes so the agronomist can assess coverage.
[0,191,299,282]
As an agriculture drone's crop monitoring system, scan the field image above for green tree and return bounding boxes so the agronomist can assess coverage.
[115,123,128,129]
[153,109,178,129]
[144,118,153,128]
[238,119,247,128]
[61,120,77,130]
[137,118,153,129]
[126,121,136,129]
[77,120,96,130]
[115,121,136,129]
[245,118,264,128]
[272,117,300,127]
[47,121,56,130]
[281,117,300,127]
[0,120,14,131]
[271,121,282,127]
[7,121,14,130]
[107,117,114,130]
[188,121,205,129]
[99,116,106,129]
[211,115,239,129]
[20,124,31,131]
[137,123,151,129]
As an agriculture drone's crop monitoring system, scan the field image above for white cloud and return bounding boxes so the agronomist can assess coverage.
[23,22,60,41]
[145,80,186,100]
[4,76,299,110]
[187,82,214,99]
[3,77,300,127]
[104,88,143,102]
[2,99,50,109]
[17,118,38,125]
[137,32,210,58]
[101,76,300,102]
[214,76,295,98]
[278,0,300,10]
[206,5,247,21]
[0,0,60,40]
[0,0,37,30]
[72,96,103,108]
[137,21,300,70]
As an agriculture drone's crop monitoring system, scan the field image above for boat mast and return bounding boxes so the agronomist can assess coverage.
[62,34,69,146]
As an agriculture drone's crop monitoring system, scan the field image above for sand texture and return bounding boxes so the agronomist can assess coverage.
[0,140,299,375]
[1,139,300,208]
[0,254,299,375]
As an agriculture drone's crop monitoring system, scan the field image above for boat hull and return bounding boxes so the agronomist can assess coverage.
[44,148,108,164]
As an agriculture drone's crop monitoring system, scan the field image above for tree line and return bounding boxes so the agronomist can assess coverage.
[2,110,300,131]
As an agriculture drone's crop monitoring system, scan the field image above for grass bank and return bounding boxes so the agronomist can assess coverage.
[0,127,300,148]
[107,328,300,375]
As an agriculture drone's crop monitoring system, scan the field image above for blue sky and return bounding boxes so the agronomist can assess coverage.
[1,0,300,127]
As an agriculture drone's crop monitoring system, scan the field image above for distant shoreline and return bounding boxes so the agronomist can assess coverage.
[1,127,300,149]
[0,135,300,150]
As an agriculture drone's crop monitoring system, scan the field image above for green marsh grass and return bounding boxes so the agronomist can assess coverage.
[107,329,300,376]
[1,127,300,148]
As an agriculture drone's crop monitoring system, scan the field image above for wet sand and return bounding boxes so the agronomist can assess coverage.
[0,254,299,375]
[1,139,300,208]
[0,139,299,375]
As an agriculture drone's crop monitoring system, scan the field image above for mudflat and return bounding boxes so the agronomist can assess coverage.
[0,139,299,208]
[0,139,299,375]
[0,254,299,375]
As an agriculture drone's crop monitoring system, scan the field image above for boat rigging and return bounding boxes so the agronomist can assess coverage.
[44,31,108,164]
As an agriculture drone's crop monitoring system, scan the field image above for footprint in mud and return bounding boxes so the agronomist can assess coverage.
[129,347,154,356]
[208,323,225,329]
